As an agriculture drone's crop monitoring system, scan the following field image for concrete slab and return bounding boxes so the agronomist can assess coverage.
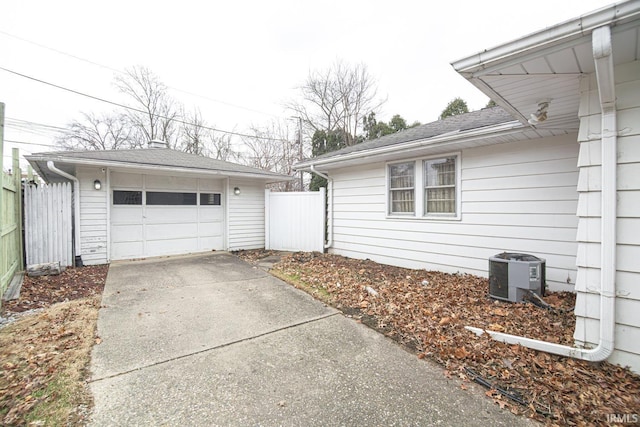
[91,252,335,379]
[89,252,534,426]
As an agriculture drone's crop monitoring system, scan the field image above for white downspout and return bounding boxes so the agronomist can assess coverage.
[310,165,333,250]
[466,25,617,362]
[47,161,82,265]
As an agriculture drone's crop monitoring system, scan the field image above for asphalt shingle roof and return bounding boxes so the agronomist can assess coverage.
[309,106,515,162]
[27,147,285,178]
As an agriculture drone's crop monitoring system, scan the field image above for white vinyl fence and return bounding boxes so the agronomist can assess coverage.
[265,188,325,252]
[24,183,73,267]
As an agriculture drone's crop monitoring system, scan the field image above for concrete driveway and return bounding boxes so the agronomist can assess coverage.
[89,252,532,426]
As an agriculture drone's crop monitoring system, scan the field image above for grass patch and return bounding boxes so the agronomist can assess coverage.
[270,269,332,304]
[0,297,101,426]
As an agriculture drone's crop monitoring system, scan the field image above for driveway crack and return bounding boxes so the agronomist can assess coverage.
[89,311,340,383]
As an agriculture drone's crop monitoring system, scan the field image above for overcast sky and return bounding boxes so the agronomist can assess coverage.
[1,0,617,167]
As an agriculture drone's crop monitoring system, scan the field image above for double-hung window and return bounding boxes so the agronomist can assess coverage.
[424,157,456,215]
[388,162,415,214]
[387,154,459,219]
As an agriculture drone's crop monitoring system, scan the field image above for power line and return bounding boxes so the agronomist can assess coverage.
[0,65,287,142]
[0,29,280,118]
[4,139,57,147]
[6,117,68,131]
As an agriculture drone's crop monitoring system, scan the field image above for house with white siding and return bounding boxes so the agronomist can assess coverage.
[26,140,288,265]
[296,1,640,373]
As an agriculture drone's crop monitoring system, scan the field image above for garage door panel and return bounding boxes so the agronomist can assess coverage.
[111,207,143,224]
[145,223,198,240]
[112,224,144,242]
[198,207,223,221]
[111,174,225,260]
[199,236,223,249]
[112,241,144,259]
[198,222,223,237]
[146,238,199,257]
[145,207,198,223]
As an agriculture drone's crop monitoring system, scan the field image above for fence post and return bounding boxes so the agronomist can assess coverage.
[13,148,24,270]
[264,189,270,250]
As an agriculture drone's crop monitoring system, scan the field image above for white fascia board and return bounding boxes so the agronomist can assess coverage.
[451,1,640,76]
[295,121,523,171]
[25,155,290,182]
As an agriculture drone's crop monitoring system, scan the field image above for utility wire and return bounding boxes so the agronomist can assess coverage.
[4,139,58,147]
[0,29,280,118]
[0,65,287,142]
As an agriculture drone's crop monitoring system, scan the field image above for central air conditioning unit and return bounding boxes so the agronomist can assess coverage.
[488,252,546,303]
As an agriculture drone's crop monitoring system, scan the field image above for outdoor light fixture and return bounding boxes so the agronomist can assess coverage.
[94,180,102,190]
[528,100,551,125]
[233,187,241,196]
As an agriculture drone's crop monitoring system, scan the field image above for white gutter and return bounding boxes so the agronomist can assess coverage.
[466,26,617,362]
[296,121,523,170]
[27,156,290,182]
[310,165,333,250]
[451,1,640,76]
[46,161,82,265]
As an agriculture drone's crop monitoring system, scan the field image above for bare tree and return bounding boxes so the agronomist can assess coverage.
[241,120,300,191]
[288,60,384,146]
[207,132,239,162]
[114,66,181,147]
[57,112,133,150]
[179,108,206,155]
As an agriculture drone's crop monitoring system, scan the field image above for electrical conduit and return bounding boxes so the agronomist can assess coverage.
[466,25,617,362]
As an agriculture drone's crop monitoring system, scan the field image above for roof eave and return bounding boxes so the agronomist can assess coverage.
[451,1,640,77]
[25,155,290,183]
[295,120,523,171]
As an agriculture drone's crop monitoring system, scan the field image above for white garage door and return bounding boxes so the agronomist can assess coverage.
[110,172,224,260]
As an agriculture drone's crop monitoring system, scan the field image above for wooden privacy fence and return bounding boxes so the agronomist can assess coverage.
[24,182,73,267]
[1,105,25,301]
[265,188,325,252]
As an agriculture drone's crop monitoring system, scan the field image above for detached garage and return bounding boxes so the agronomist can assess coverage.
[26,141,289,265]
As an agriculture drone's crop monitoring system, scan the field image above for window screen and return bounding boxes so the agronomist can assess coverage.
[146,192,197,205]
[424,157,456,214]
[388,162,415,214]
[200,193,221,206]
[113,190,142,205]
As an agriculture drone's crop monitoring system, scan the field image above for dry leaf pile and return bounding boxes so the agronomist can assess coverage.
[2,265,108,314]
[254,251,640,426]
[0,265,108,426]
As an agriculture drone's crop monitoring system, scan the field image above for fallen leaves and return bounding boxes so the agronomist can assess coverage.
[0,265,108,426]
[242,250,640,427]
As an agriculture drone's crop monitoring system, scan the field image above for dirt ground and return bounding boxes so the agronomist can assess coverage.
[236,250,640,427]
[0,265,108,426]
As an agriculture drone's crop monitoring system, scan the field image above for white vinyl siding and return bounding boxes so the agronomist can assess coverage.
[227,178,266,250]
[77,167,108,265]
[329,133,579,291]
[574,60,640,373]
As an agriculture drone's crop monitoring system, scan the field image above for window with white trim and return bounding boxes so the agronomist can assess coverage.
[424,157,456,215]
[386,153,460,219]
[388,162,415,214]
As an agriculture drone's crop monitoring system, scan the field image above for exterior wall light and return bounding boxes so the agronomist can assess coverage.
[233,187,241,196]
[528,99,551,125]
[94,179,102,190]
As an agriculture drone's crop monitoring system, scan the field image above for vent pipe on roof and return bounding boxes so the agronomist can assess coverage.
[148,140,168,149]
